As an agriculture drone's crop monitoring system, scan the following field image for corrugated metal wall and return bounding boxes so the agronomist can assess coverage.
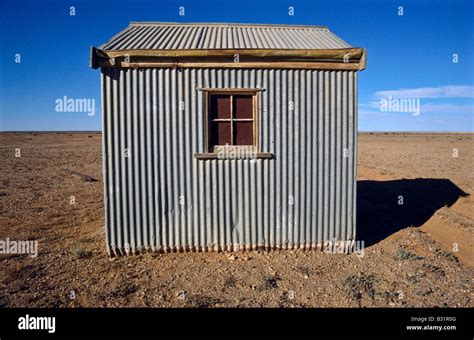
[101,68,358,255]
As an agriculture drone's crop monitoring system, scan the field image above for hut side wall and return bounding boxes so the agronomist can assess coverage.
[101,68,358,255]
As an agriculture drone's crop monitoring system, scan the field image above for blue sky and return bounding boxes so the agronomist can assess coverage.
[0,0,472,131]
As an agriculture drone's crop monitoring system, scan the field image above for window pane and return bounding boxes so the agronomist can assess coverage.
[233,95,253,119]
[210,122,231,147]
[210,95,231,119]
[234,122,254,145]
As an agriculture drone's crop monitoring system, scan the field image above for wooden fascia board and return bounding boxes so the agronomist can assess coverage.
[91,47,367,71]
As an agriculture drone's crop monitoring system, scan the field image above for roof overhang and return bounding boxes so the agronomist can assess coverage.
[90,47,366,71]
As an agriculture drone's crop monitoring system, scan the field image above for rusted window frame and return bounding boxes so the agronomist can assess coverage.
[207,89,256,151]
[194,88,273,160]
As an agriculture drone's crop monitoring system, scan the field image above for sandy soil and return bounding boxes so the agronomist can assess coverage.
[0,132,472,307]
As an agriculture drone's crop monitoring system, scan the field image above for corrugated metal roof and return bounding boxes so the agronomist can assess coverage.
[99,22,351,50]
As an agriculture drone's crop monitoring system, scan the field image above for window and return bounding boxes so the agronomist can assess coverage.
[207,91,256,152]
[194,89,272,159]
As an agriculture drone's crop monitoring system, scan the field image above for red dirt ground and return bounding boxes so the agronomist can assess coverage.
[0,132,472,307]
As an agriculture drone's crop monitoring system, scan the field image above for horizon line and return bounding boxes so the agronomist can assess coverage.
[1,130,473,134]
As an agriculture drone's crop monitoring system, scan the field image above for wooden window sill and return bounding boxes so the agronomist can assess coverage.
[194,152,273,160]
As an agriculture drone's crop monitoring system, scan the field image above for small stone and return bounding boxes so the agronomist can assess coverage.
[175,290,186,300]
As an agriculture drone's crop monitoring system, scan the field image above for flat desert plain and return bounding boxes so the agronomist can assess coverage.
[0,132,472,307]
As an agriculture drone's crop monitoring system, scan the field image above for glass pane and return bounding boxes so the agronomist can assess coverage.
[233,95,253,119]
[234,122,254,145]
[209,95,231,119]
[210,122,231,147]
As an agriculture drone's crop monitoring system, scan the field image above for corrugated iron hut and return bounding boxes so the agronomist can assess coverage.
[91,22,366,255]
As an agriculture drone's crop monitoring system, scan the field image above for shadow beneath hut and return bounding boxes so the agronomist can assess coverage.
[356,178,468,246]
